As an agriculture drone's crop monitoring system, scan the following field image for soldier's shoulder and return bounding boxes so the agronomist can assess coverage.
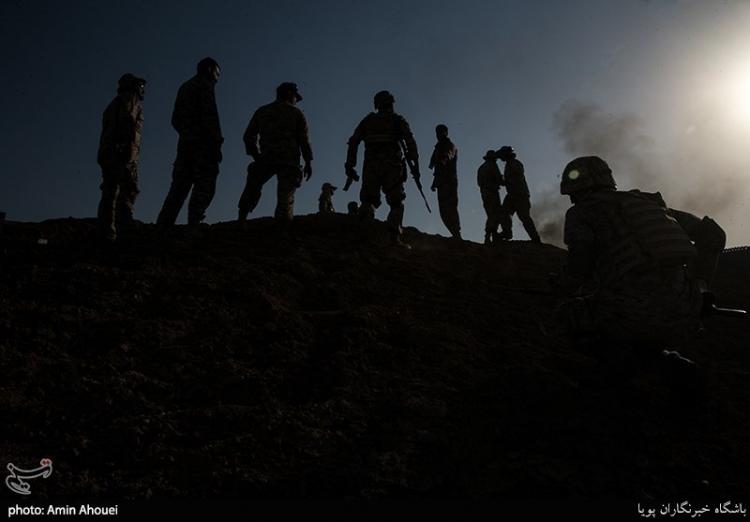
[623,189,667,206]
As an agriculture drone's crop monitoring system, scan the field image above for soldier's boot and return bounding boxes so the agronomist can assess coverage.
[389,228,411,250]
[238,206,250,222]
[484,232,492,245]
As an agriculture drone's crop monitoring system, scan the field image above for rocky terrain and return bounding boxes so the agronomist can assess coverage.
[0,215,748,502]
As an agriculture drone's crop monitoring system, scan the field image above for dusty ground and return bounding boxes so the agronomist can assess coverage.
[0,215,748,501]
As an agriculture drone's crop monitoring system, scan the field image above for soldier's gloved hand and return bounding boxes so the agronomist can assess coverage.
[345,165,358,180]
[303,162,313,181]
[430,180,437,192]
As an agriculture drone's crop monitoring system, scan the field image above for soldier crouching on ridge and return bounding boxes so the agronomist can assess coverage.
[555,156,726,393]
[344,90,420,249]
[318,183,337,214]
[238,82,313,227]
[96,73,146,242]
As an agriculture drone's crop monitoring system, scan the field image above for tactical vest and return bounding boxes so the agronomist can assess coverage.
[590,190,696,283]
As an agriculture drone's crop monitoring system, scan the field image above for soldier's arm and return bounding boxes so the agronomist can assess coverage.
[203,89,224,145]
[345,118,366,168]
[243,111,260,159]
[670,208,726,286]
[428,147,437,170]
[97,102,117,165]
[296,110,313,164]
[397,116,419,163]
[171,84,191,137]
[561,206,596,293]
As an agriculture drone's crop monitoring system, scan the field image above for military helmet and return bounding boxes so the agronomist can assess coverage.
[118,73,145,92]
[321,182,337,192]
[483,150,496,160]
[496,146,515,161]
[277,82,303,102]
[374,90,395,110]
[560,156,616,195]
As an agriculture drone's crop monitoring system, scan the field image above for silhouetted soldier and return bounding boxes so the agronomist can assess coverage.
[496,146,541,243]
[97,73,146,242]
[319,182,337,214]
[347,201,359,215]
[345,90,419,249]
[558,156,726,389]
[157,57,223,225]
[429,124,461,239]
[238,82,313,225]
[476,150,503,245]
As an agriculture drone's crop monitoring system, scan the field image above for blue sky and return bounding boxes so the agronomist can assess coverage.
[1,0,748,245]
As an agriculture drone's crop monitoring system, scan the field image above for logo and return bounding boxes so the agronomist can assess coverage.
[5,458,53,495]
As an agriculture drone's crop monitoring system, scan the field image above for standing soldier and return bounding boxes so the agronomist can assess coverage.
[344,90,419,249]
[97,73,146,242]
[157,57,223,225]
[238,82,313,225]
[496,146,541,243]
[476,150,503,245]
[429,124,461,239]
[318,183,337,214]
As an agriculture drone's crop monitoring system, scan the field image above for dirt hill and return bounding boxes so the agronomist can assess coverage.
[1,215,748,502]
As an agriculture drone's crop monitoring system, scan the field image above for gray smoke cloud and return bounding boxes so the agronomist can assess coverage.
[535,99,749,247]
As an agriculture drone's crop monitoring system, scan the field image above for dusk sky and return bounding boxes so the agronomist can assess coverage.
[1,0,749,245]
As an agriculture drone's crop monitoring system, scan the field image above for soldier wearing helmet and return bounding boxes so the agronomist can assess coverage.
[157,57,224,226]
[344,90,419,249]
[558,155,726,390]
[96,72,146,242]
[429,124,461,239]
[496,146,541,243]
[318,182,337,214]
[238,82,313,227]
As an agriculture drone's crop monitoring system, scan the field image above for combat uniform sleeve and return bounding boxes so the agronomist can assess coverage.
[171,82,194,138]
[243,110,261,157]
[429,146,437,170]
[397,116,418,163]
[296,109,313,163]
[97,99,118,165]
[202,87,223,145]
[562,205,597,288]
[345,116,367,168]
[670,208,726,285]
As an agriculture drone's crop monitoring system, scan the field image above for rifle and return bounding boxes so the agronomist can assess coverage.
[702,292,747,319]
[399,142,431,214]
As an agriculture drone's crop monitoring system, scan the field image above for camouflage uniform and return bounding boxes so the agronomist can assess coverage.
[96,81,144,241]
[429,137,461,237]
[157,74,223,225]
[346,111,418,235]
[238,100,313,221]
[476,156,503,241]
[499,157,541,242]
[562,188,725,364]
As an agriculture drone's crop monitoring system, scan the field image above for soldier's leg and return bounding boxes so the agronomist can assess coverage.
[97,167,120,241]
[480,190,496,244]
[498,194,514,239]
[115,163,140,230]
[358,162,382,221]
[383,163,407,246]
[275,165,303,222]
[438,183,461,238]
[157,152,194,225]
[515,196,541,242]
[187,149,219,225]
[238,162,274,220]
